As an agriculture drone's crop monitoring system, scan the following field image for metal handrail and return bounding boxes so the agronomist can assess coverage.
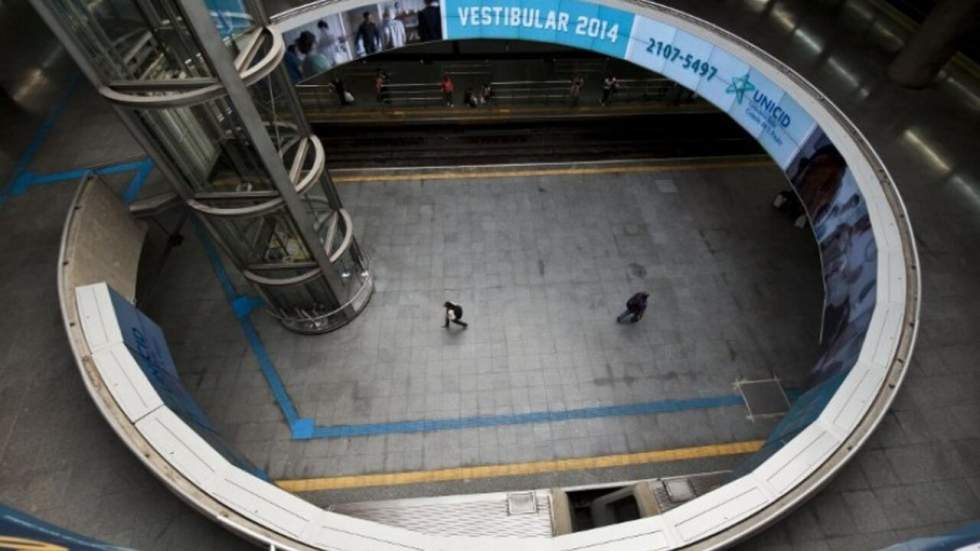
[296,76,692,111]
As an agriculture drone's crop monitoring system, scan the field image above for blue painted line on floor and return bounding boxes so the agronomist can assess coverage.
[193,213,804,442]
[122,158,154,205]
[310,395,749,439]
[25,159,149,187]
[1,72,81,204]
[190,217,308,435]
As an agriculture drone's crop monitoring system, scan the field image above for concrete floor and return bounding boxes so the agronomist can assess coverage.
[0,0,978,550]
[143,160,820,484]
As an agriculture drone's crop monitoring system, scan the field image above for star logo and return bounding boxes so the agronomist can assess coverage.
[726,72,756,104]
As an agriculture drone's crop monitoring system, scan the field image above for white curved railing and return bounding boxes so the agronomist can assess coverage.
[57,1,919,549]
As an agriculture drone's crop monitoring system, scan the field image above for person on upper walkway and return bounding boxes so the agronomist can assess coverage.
[601,74,619,106]
[440,73,455,107]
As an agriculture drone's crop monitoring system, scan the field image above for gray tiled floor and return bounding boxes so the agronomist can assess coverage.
[145,162,822,481]
[1,0,979,549]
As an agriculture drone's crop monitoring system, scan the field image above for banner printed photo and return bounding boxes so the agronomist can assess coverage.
[283,0,443,83]
[786,130,877,388]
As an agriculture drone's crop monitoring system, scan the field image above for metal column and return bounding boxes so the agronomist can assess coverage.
[30,0,373,334]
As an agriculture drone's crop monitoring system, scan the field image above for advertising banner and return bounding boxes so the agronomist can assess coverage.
[786,131,877,387]
[282,0,443,82]
[623,15,817,169]
[444,0,634,58]
[440,1,819,168]
[735,128,877,475]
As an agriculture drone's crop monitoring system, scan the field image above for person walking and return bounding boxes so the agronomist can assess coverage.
[616,292,649,323]
[440,73,455,107]
[600,74,619,106]
[443,301,468,329]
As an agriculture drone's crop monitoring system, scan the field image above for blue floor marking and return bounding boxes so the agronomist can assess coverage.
[122,158,154,205]
[310,395,749,439]
[190,218,311,437]
[1,72,81,205]
[0,69,154,206]
[195,223,802,440]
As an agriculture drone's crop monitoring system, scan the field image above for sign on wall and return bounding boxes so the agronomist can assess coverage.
[443,0,634,58]
[106,287,269,480]
[441,0,817,168]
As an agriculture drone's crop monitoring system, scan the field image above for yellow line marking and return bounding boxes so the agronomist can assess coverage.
[275,440,764,493]
[332,158,775,184]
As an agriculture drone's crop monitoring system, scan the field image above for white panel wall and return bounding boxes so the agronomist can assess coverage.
[91,344,163,422]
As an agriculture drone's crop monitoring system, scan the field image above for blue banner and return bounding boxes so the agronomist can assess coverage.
[624,15,816,168]
[444,0,634,58]
[106,287,269,480]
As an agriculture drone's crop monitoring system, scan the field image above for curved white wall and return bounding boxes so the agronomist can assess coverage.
[58,2,920,550]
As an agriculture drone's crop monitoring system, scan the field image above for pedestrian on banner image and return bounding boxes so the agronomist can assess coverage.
[356,11,383,55]
[418,0,442,42]
[443,301,468,329]
[617,292,649,323]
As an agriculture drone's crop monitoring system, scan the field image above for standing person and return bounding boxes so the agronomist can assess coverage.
[440,73,455,107]
[417,0,442,42]
[443,301,468,329]
[284,43,303,83]
[601,74,619,106]
[333,77,352,106]
[616,292,649,324]
[297,31,331,77]
[569,75,584,106]
[375,69,390,104]
[481,82,494,104]
[463,87,478,108]
[382,9,407,49]
[355,11,382,55]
